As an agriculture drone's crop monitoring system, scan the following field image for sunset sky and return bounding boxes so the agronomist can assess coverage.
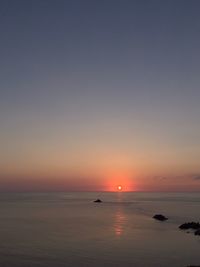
[1,0,200,191]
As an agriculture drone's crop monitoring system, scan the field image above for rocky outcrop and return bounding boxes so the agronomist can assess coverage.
[194,229,200,236]
[153,214,168,221]
[179,222,200,230]
[179,222,200,238]
[94,199,102,203]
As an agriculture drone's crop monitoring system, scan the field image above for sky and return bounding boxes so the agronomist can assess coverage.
[1,0,200,192]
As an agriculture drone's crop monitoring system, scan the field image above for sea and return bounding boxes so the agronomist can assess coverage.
[0,192,199,267]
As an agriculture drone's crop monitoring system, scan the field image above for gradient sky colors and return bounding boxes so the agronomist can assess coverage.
[1,0,200,191]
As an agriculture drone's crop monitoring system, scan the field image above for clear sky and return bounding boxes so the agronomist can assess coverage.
[1,0,200,191]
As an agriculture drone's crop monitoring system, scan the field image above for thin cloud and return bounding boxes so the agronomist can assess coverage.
[153,176,167,181]
[193,175,200,180]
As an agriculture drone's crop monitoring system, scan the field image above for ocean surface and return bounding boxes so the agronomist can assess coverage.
[0,192,199,267]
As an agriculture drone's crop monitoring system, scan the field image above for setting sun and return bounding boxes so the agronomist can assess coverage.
[117,185,122,191]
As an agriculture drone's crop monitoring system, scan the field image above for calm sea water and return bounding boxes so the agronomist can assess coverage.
[0,192,199,267]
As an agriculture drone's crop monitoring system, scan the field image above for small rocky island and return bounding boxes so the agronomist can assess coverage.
[194,229,200,236]
[179,222,200,230]
[94,199,102,203]
[179,222,200,236]
[153,214,168,221]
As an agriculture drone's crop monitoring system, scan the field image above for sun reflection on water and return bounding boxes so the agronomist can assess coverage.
[114,209,126,236]
[114,193,126,237]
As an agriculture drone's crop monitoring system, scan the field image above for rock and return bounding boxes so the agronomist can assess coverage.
[194,229,200,236]
[94,199,102,203]
[179,222,200,230]
[153,214,168,221]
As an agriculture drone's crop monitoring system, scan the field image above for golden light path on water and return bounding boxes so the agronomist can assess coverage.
[114,191,126,237]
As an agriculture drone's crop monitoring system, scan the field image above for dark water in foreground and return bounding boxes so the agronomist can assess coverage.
[0,192,199,267]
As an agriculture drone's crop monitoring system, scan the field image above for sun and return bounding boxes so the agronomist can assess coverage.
[117,185,122,191]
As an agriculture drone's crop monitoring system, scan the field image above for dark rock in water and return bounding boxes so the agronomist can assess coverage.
[94,199,102,203]
[153,214,168,221]
[179,222,200,230]
[194,229,200,236]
